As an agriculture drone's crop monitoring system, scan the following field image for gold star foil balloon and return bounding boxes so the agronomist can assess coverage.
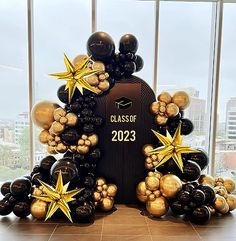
[149,124,199,172]
[32,171,82,222]
[49,54,99,102]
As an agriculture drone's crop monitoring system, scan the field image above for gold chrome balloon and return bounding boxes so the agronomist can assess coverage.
[172,91,190,110]
[155,115,168,125]
[145,176,159,191]
[166,103,179,117]
[92,61,105,72]
[98,80,110,91]
[142,144,154,156]
[39,130,50,144]
[160,174,182,198]
[31,101,60,129]
[219,202,229,214]
[226,195,236,211]
[137,194,148,203]
[66,113,78,126]
[107,184,117,197]
[214,194,227,211]
[146,196,169,217]
[158,92,172,104]
[100,197,114,211]
[30,200,48,220]
[150,102,160,114]
[97,177,106,186]
[223,177,236,193]
[72,54,88,68]
[199,174,215,187]
[136,181,147,196]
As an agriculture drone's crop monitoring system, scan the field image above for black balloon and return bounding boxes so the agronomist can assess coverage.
[31,165,41,176]
[0,200,13,216]
[198,185,216,204]
[89,148,101,160]
[189,205,211,224]
[75,203,95,223]
[83,123,95,134]
[10,178,32,197]
[13,201,31,218]
[31,172,45,186]
[182,183,195,193]
[87,32,115,61]
[84,175,96,188]
[1,181,11,196]
[181,119,194,135]
[170,201,185,215]
[123,61,136,76]
[50,158,79,184]
[192,189,205,206]
[187,150,209,171]
[119,34,138,54]
[57,85,69,104]
[178,191,191,205]
[181,160,201,182]
[77,189,93,203]
[40,155,57,173]
[135,55,144,72]
[61,128,80,145]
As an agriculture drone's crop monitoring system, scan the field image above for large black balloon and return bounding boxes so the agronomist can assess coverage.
[187,150,209,171]
[135,55,144,72]
[50,158,79,184]
[1,181,11,196]
[119,34,138,54]
[40,155,57,173]
[61,128,80,145]
[192,189,205,206]
[0,200,13,216]
[170,201,185,215]
[189,205,211,224]
[10,178,32,197]
[198,185,216,204]
[181,119,194,135]
[13,201,31,218]
[87,32,115,61]
[181,160,201,182]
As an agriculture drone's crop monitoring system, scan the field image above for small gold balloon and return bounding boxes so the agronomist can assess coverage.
[39,130,50,144]
[158,92,172,104]
[214,194,227,211]
[85,140,91,146]
[50,121,65,135]
[226,195,236,211]
[66,113,78,126]
[166,103,179,117]
[47,146,57,154]
[172,91,190,110]
[136,181,147,196]
[32,187,43,196]
[146,196,169,217]
[102,190,108,198]
[31,101,60,129]
[215,186,228,198]
[137,194,147,203]
[97,177,106,186]
[208,206,216,215]
[92,61,105,72]
[219,202,230,214]
[77,145,89,154]
[145,162,154,170]
[88,134,98,146]
[223,177,236,193]
[56,143,67,153]
[103,184,108,190]
[153,171,163,179]
[142,144,154,156]
[72,54,88,68]
[53,107,66,121]
[98,80,110,91]
[155,115,168,125]
[150,102,160,114]
[59,116,68,124]
[199,174,215,187]
[107,184,117,197]
[160,174,182,199]
[87,75,99,86]
[70,145,77,152]
[153,190,162,198]
[148,194,156,201]
[145,176,159,191]
[30,200,48,220]
[100,197,114,211]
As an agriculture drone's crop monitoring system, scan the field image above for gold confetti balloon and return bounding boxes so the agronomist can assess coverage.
[172,91,190,110]
[160,174,182,198]
[100,197,114,211]
[158,92,172,104]
[146,196,169,217]
[30,200,48,220]
[31,101,60,129]
[199,174,215,187]
[223,177,236,193]
[226,195,236,211]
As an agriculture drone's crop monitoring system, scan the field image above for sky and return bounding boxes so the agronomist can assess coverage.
[0,0,236,123]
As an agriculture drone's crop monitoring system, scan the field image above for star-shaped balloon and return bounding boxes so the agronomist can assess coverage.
[149,123,199,172]
[49,54,99,103]
[32,171,82,222]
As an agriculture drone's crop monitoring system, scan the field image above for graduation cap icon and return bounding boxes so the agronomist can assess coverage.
[115,97,132,110]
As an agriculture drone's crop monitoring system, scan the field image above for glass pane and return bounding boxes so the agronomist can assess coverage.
[33,0,92,165]
[216,4,236,181]
[97,0,155,87]
[0,0,29,182]
[157,1,212,150]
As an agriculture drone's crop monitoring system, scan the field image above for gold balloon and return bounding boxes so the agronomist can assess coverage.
[219,202,229,214]
[107,184,117,197]
[92,61,105,72]
[199,174,215,187]
[223,177,236,193]
[56,143,67,153]
[214,194,227,211]
[166,103,179,117]
[77,145,89,154]
[30,200,48,220]
[88,134,98,146]
[215,186,228,198]
[137,194,148,203]
[172,91,190,110]
[94,191,101,201]
[155,115,168,125]
[39,130,50,144]
[208,206,216,215]
[98,80,110,91]
[158,92,172,104]
[146,196,169,217]
[50,121,65,135]
[226,195,236,211]
[53,107,66,121]
[66,113,78,126]
[160,174,182,198]
[145,176,159,191]
[87,75,99,86]
[100,197,114,211]
[102,190,108,198]
[142,144,154,156]
[153,190,162,198]
[47,146,57,154]
[72,54,88,68]
[148,194,156,201]
[150,102,160,114]
[97,177,106,186]
[136,181,147,196]
[31,101,60,129]
[32,187,43,196]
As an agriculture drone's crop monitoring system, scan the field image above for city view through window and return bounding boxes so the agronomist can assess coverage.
[0,0,236,183]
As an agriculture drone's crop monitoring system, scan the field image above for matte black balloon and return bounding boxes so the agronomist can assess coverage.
[123,61,136,76]
[164,158,182,175]
[181,160,201,182]
[135,55,144,72]
[57,85,69,104]
[126,52,136,61]
[83,123,95,134]
[181,119,194,135]
[84,175,96,188]
[87,32,115,61]
[89,148,101,160]
[0,200,13,216]
[61,128,80,145]
[182,183,195,193]
[31,172,45,186]
[198,185,216,204]
[192,189,205,206]
[119,34,138,54]
[3,193,11,200]
[170,201,185,215]
[75,203,95,223]
[10,178,32,197]
[40,155,57,173]
[105,63,115,74]
[68,101,82,113]
[81,108,93,117]
[31,165,41,176]
[1,181,11,196]
[189,205,211,224]
[8,195,17,205]
[50,158,79,184]
[178,191,191,205]
[13,201,31,218]
[77,189,93,203]
[187,150,209,171]
[114,66,124,79]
